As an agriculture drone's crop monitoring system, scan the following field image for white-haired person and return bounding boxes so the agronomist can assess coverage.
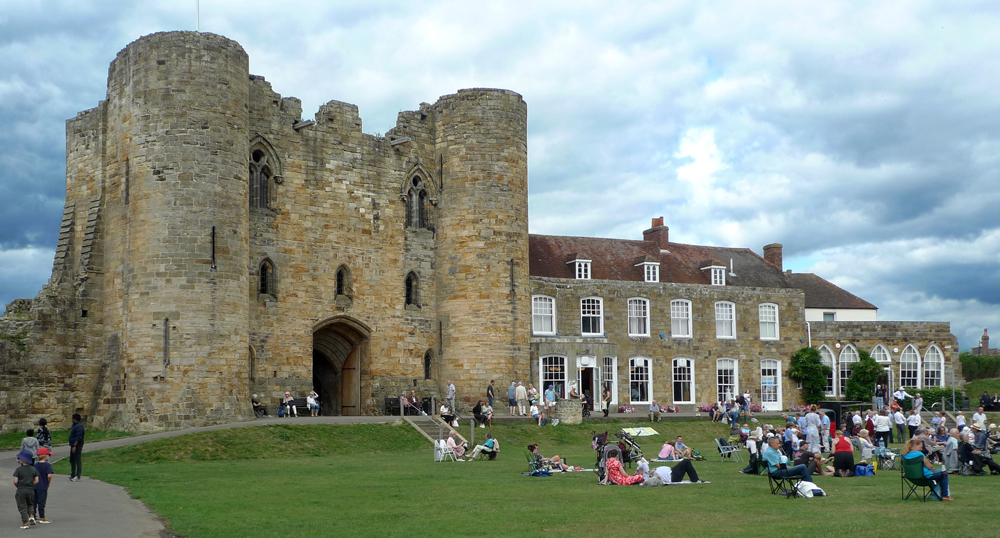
[447,431,468,460]
[469,433,497,460]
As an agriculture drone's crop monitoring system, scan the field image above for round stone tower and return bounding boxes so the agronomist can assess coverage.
[103,32,251,429]
[432,89,531,407]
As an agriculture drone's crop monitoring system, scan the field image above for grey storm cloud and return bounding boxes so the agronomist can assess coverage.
[0,0,998,349]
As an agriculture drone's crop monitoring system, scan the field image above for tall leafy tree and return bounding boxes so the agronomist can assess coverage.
[788,347,832,405]
[846,349,881,402]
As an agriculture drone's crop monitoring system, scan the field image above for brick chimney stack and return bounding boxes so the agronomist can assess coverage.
[763,243,783,271]
[983,329,990,353]
[642,217,669,250]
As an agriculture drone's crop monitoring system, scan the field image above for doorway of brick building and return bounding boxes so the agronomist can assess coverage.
[312,317,369,416]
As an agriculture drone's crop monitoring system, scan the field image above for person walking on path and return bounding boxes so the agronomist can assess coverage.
[507,382,517,415]
[35,418,52,449]
[33,447,54,523]
[515,382,528,416]
[486,380,495,407]
[69,413,85,482]
[446,380,456,412]
[13,449,39,528]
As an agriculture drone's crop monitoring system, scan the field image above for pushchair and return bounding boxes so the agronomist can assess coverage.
[614,429,644,469]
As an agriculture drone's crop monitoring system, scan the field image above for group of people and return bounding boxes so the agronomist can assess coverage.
[707,390,755,424]
[12,414,83,529]
[444,430,498,460]
[250,390,321,417]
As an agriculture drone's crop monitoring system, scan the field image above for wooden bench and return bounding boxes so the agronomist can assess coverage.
[278,397,309,416]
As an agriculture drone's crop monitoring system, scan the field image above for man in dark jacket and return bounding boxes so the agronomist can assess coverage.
[68,413,85,482]
[960,430,1000,475]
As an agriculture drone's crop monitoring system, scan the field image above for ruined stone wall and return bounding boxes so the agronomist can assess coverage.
[529,277,807,411]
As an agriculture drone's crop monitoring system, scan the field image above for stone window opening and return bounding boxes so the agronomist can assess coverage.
[259,259,275,297]
[406,176,428,228]
[335,265,353,298]
[424,349,433,380]
[405,272,420,307]
[250,149,272,209]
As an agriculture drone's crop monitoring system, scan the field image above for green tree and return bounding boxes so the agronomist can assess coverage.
[788,347,832,405]
[845,349,881,402]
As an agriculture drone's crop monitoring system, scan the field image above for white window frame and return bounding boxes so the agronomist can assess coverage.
[923,345,943,389]
[711,267,726,286]
[602,356,618,406]
[900,345,920,389]
[758,303,779,340]
[871,344,891,363]
[670,299,692,338]
[629,357,652,405]
[818,345,836,397]
[823,312,836,322]
[531,295,556,336]
[540,355,567,399]
[636,262,660,283]
[838,344,859,396]
[627,297,650,337]
[716,358,738,404]
[672,357,695,404]
[760,358,782,411]
[580,297,604,336]
[567,258,592,280]
[715,301,736,339]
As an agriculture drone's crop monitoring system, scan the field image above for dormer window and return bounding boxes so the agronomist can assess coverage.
[703,266,725,286]
[568,258,592,280]
[636,262,660,283]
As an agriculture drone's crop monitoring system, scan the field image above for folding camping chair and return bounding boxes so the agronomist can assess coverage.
[901,455,938,501]
[526,452,550,476]
[716,438,743,463]
[767,464,804,498]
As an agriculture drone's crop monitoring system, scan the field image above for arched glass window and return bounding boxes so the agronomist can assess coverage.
[818,345,835,396]
[924,346,943,388]
[405,272,419,306]
[336,265,352,297]
[672,358,694,404]
[259,260,274,295]
[900,345,920,388]
[250,149,271,209]
[406,176,427,228]
[839,345,859,395]
[871,345,891,363]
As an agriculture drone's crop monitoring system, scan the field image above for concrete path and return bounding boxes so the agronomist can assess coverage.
[0,415,401,537]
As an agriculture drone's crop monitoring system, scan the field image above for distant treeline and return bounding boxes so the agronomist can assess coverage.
[959,352,1000,381]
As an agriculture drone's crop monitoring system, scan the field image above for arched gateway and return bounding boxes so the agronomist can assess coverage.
[312,317,369,416]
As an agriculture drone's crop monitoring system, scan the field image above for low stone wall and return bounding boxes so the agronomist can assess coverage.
[551,398,583,425]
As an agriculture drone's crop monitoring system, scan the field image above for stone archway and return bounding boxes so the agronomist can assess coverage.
[313,317,369,416]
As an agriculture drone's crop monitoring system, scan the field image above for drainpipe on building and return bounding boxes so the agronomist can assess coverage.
[806,322,812,348]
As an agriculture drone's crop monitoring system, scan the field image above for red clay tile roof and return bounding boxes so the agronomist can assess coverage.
[528,234,877,310]
[785,273,878,310]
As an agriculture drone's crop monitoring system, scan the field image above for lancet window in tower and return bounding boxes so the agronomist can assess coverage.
[259,260,274,295]
[250,149,271,209]
[405,272,420,307]
[406,176,427,228]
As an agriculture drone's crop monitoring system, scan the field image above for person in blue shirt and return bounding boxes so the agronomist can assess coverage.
[762,436,813,482]
[544,385,557,413]
[470,433,497,459]
[903,437,951,501]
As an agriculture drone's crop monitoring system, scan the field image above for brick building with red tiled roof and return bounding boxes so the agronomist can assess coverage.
[528,217,959,411]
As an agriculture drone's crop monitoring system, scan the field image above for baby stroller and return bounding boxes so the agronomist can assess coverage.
[592,431,610,479]
[582,395,593,418]
[614,429,644,469]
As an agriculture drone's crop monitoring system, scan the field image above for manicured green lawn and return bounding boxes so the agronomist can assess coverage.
[52,419,998,538]
[0,427,136,450]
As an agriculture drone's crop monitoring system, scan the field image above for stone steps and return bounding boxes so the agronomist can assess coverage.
[404,415,467,445]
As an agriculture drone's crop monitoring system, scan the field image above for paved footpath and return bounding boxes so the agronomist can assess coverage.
[0,415,399,537]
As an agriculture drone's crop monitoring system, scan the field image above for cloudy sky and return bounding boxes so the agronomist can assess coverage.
[1,1,998,350]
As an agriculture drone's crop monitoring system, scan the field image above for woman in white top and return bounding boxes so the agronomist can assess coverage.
[804,405,822,456]
[873,409,893,448]
[306,391,320,417]
[530,402,541,425]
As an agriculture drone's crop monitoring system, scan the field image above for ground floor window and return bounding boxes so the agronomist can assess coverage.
[672,358,694,404]
[716,358,738,404]
[838,345,858,396]
[629,357,651,405]
[760,359,780,410]
[541,355,567,398]
[900,345,920,388]
[923,346,943,388]
[602,356,617,405]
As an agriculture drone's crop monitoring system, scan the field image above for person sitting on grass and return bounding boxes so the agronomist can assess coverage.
[528,444,577,471]
[657,441,679,461]
[674,436,693,459]
[469,433,497,459]
[605,448,644,485]
[904,437,953,501]
[794,440,834,476]
[446,431,468,459]
[762,436,814,483]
